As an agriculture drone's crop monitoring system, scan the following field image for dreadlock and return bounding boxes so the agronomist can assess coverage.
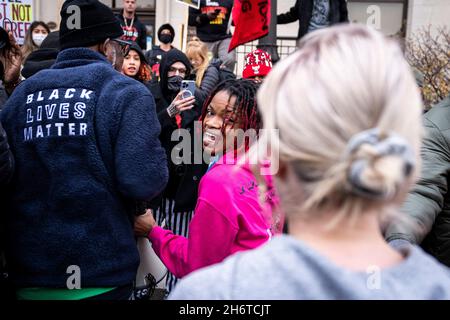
[200,78,262,133]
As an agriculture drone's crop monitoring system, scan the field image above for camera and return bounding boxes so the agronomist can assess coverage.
[181,80,196,99]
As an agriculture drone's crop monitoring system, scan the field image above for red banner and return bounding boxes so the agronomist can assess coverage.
[229,0,271,52]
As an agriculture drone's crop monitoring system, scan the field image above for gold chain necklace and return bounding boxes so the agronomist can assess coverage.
[123,15,135,29]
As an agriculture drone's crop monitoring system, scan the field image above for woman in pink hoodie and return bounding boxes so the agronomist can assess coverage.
[134,79,280,280]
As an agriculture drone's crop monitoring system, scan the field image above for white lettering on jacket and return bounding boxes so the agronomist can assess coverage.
[23,88,94,142]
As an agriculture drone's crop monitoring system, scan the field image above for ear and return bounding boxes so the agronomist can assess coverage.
[98,39,109,55]
[96,43,104,56]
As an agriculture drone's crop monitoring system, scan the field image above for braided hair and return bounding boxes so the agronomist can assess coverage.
[200,78,262,134]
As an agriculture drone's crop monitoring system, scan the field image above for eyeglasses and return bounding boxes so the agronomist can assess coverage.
[110,38,132,56]
[168,66,187,76]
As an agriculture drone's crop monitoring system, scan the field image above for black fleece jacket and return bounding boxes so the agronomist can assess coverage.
[0,48,168,288]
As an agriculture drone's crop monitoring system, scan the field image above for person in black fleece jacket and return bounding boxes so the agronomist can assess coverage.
[0,0,168,300]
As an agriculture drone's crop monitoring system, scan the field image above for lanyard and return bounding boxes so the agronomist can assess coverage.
[123,16,135,29]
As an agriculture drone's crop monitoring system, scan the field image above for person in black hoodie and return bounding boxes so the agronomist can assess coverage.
[116,0,147,50]
[145,23,176,79]
[149,48,208,294]
[121,41,152,90]
[277,0,349,40]
[0,0,167,300]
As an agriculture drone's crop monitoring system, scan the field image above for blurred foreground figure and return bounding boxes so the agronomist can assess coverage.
[170,24,450,300]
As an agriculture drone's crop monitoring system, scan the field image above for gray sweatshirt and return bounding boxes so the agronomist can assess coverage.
[169,235,450,300]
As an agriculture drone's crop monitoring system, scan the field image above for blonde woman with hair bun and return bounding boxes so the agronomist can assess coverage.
[169,24,450,300]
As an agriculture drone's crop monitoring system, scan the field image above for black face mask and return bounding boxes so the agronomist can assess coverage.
[159,34,173,44]
[167,75,183,92]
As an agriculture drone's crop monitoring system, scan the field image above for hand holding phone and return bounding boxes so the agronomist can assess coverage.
[167,88,196,118]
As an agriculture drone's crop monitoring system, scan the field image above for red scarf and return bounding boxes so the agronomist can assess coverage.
[175,114,182,128]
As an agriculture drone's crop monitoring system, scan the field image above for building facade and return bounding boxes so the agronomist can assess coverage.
[31,0,450,47]
[24,0,447,75]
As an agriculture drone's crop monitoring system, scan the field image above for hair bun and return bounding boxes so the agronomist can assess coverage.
[345,129,415,200]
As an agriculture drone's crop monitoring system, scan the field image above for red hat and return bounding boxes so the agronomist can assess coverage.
[242,49,273,79]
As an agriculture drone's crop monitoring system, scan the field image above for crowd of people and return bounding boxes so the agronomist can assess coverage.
[0,0,450,301]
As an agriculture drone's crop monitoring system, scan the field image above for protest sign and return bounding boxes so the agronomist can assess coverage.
[176,0,200,10]
[0,0,34,45]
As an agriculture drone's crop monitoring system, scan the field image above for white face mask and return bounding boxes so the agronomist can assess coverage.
[32,34,47,47]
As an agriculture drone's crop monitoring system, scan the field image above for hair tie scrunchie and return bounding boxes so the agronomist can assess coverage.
[344,128,415,200]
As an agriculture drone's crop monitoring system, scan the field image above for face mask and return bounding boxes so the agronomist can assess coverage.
[167,75,183,92]
[32,34,47,47]
[159,34,173,44]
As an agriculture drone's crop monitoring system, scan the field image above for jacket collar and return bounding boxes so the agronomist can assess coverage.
[436,95,450,108]
[52,48,110,70]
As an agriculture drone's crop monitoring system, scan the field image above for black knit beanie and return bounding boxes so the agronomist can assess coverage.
[59,0,123,50]
[157,24,175,42]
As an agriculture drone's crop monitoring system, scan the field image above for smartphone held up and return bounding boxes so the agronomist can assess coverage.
[181,80,196,99]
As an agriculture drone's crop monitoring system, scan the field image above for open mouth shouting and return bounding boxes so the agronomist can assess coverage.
[203,129,223,152]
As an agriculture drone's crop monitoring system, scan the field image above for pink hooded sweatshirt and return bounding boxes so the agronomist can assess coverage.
[148,156,279,278]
